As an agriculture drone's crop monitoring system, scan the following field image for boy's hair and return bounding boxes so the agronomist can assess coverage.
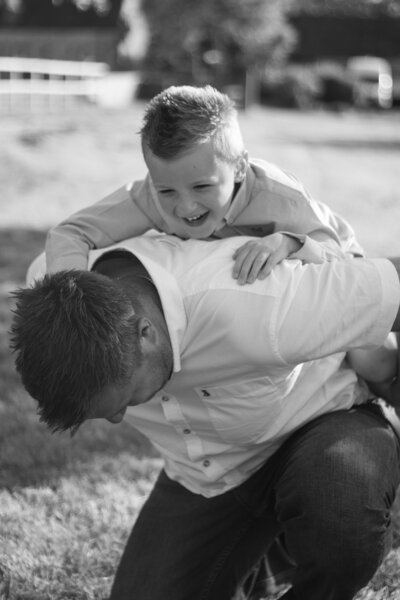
[140,85,245,163]
[10,270,141,433]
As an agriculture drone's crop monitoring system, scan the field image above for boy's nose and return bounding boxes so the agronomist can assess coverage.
[176,195,198,216]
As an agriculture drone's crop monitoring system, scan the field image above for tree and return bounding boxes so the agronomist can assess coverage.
[0,0,124,27]
[291,0,400,17]
[140,0,296,86]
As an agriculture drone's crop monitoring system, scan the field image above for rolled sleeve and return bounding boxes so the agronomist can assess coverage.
[272,258,400,365]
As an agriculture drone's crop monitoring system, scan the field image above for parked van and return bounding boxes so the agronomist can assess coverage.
[347,56,393,109]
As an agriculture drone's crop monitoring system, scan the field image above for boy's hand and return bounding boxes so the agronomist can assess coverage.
[232,233,302,285]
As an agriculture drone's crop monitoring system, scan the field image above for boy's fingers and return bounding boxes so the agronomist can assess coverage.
[246,253,270,282]
[233,245,274,284]
[237,252,269,284]
[258,263,272,279]
[233,241,254,260]
[232,253,247,278]
[232,243,254,275]
[258,251,283,280]
[236,251,262,284]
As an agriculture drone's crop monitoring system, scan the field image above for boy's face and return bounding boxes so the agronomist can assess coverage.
[145,140,246,239]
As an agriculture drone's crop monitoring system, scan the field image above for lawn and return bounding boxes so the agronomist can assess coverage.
[1,101,400,599]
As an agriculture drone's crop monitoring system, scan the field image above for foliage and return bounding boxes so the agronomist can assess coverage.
[139,0,297,87]
[313,61,354,104]
[260,64,321,109]
[116,0,148,68]
[290,0,400,17]
[0,0,123,27]
[260,61,357,109]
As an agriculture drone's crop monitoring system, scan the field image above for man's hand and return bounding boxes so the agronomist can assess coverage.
[232,233,302,285]
[364,333,400,413]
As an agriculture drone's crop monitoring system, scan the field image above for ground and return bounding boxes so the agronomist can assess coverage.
[1,101,400,599]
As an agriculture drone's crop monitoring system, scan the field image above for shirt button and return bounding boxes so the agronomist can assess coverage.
[161,395,169,402]
[183,428,191,435]
[203,459,210,467]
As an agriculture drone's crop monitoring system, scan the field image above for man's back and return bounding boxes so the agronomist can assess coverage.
[68,234,397,495]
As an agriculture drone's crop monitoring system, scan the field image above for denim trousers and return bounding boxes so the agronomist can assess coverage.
[109,406,400,600]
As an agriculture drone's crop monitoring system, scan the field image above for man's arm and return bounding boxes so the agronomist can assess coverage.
[270,257,400,365]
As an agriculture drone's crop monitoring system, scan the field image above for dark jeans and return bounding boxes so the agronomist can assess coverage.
[109,407,400,600]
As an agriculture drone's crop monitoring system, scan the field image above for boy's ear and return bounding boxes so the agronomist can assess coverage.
[234,150,249,183]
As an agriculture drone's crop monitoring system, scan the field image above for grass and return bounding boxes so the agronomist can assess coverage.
[1,100,400,599]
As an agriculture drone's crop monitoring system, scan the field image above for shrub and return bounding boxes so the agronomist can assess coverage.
[260,64,322,109]
[314,61,354,105]
[260,61,355,109]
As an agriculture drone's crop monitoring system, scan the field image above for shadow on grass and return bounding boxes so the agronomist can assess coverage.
[0,227,159,491]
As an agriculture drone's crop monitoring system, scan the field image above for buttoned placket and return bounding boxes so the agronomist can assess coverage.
[160,394,219,475]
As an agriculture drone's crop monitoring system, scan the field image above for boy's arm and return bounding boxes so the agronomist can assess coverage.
[46,183,156,273]
[236,161,364,260]
[231,163,364,283]
[277,187,364,263]
[232,215,361,285]
[288,201,364,263]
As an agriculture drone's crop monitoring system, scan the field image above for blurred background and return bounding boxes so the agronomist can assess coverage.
[1,2,400,599]
[1,0,400,111]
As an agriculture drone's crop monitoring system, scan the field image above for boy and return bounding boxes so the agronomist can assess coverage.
[45,84,363,283]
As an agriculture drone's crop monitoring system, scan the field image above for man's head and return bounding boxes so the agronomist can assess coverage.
[10,270,172,432]
[140,85,249,239]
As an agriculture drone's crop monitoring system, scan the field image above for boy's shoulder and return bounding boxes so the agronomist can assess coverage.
[226,158,312,227]
[249,158,305,196]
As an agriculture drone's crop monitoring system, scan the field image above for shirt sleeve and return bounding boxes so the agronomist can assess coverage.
[287,193,364,262]
[235,162,364,262]
[45,182,156,273]
[269,258,400,365]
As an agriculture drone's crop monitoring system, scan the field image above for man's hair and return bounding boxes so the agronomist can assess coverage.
[140,85,245,163]
[9,270,141,433]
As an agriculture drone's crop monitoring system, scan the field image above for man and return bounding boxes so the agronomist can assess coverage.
[11,234,400,600]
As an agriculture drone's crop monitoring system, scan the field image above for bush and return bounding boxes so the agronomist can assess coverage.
[314,61,354,105]
[260,62,355,109]
[260,65,322,109]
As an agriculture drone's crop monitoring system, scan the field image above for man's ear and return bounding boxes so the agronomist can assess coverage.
[234,150,249,183]
[137,317,157,347]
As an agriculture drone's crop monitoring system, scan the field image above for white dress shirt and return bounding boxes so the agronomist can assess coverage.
[28,234,400,497]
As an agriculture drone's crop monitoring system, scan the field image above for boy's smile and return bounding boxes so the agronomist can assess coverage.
[145,140,244,239]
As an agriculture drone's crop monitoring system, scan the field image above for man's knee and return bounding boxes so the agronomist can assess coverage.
[275,422,395,584]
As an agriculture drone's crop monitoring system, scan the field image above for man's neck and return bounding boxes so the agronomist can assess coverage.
[93,251,164,314]
[93,250,148,279]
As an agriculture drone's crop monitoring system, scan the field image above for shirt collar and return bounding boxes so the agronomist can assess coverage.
[88,237,187,373]
[222,164,255,226]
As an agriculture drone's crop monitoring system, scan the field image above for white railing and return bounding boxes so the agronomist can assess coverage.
[0,57,109,111]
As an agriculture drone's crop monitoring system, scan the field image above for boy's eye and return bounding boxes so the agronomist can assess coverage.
[158,189,174,195]
[194,184,211,190]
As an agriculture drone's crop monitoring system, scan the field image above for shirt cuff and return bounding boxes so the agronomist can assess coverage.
[283,233,326,264]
